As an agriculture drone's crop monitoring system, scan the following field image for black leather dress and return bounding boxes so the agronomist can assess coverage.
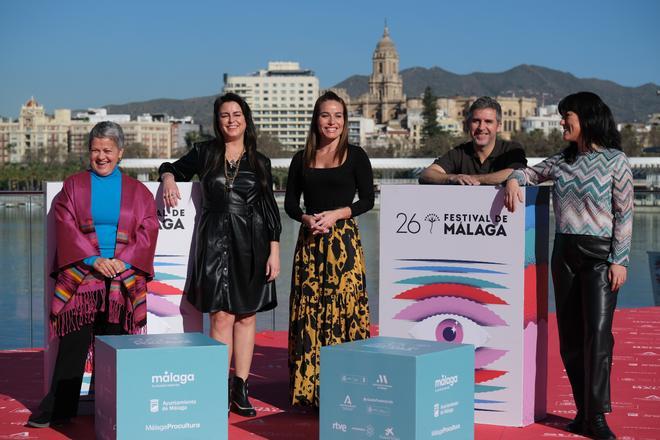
[159,141,281,314]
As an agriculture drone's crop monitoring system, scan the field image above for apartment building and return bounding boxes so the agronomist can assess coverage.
[223,61,319,151]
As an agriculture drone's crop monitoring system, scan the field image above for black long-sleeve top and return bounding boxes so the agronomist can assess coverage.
[284,144,375,222]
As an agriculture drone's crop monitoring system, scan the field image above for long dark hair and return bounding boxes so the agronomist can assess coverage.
[209,93,269,194]
[303,91,349,168]
[558,91,621,162]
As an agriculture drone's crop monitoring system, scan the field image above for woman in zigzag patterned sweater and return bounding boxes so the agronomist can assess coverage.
[504,92,633,440]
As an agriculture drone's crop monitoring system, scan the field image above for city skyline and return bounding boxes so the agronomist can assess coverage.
[1,0,659,118]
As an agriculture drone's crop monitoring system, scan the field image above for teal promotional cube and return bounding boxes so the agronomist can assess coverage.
[95,333,228,440]
[320,336,474,440]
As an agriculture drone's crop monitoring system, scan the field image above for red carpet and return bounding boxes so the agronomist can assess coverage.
[1,308,658,439]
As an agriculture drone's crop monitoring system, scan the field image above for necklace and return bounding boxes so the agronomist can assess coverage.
[224,149,244,192]
[226,147,244,165]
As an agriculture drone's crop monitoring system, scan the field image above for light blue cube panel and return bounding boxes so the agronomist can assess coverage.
[95,333,228,440]
[320,336,474,440]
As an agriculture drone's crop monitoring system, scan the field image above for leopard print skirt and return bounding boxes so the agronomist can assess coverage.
[288,218,371,407]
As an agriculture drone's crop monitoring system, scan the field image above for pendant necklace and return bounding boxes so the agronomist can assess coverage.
[224,148,244,192]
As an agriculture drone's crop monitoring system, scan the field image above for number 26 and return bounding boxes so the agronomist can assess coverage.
[396,212,421,234]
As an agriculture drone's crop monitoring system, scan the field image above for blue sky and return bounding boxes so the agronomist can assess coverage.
[1,0,658,117]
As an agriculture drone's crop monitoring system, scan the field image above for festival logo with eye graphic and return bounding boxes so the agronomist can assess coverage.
[392,258,510,411]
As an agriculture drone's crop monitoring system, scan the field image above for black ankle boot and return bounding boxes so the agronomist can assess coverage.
[587,413,616,440]
[566,411,586,434]
[230,377,256,417]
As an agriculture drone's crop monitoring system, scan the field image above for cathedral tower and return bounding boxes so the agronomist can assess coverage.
[364,25,405,124]
[369,25,403,105]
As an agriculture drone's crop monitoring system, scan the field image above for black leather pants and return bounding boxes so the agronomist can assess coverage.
[552,233,618,416]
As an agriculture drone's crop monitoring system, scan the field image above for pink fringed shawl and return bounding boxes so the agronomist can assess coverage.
[50,171,158,336]
[50,265,148,336]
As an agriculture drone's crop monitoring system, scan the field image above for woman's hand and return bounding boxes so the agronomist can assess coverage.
[301,214,323,235]
[93,257,119,278]
[313,208,350,234]
[312,211,338,234]
[265,242,280,282]
[302,214,327,235]
[301,214,317,230]
[110,259,127,274]
[609,263,627,292]
[504,179,523,212]
[161,172,181,208]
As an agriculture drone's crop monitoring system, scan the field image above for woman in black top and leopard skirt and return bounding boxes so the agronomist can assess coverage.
[285,91,374,407]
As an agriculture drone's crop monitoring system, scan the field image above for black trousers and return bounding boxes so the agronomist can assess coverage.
[551,233,618,416]
[38,290,125,419]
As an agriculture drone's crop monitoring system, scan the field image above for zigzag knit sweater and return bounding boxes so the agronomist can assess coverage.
[510,148,633,266]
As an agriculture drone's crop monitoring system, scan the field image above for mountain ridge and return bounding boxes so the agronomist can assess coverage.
[98,64,659,128]
[333,64,659,122]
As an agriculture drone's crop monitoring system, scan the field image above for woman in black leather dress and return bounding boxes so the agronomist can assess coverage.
[159,93,281,417]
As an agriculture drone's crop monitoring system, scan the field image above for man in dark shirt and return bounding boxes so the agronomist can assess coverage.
[419,96,527,185]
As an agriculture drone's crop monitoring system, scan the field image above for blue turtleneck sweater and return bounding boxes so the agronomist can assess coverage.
[83,167,130,268]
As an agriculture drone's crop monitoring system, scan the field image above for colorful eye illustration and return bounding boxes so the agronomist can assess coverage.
[409,313,490,348]
[392,259,510,400]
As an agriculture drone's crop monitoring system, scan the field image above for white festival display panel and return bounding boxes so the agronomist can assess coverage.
[379,185,549,427]
[44,182,202,397]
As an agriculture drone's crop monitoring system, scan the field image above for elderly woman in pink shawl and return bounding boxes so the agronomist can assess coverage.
[27,121,158,428]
